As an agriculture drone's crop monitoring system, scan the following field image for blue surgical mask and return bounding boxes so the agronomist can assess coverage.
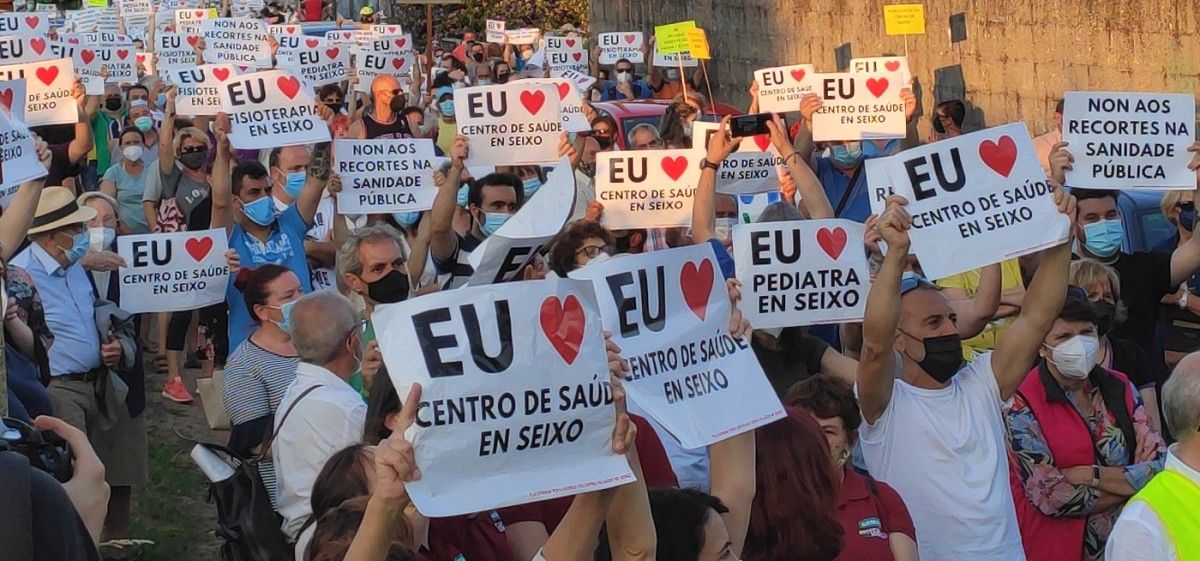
[456,184,470,207]
[268,300,297,333]
[1180,207,1196,232]
[862,139,901,159]
[831,142,863,168]
[283,171,306,199]
[88,226,115,251]
[439,100,455,117]
[156,93,167,108]
[240,196,276,226]
[1081,218,1124,258]
[522,176,542,197]
[134,115,153,132]
[60,229,91,265]
[393,211,420,227]
[480,212,511,236]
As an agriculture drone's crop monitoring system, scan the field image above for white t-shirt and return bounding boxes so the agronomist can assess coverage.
[306,197,337,291]
[856,352,1025,561]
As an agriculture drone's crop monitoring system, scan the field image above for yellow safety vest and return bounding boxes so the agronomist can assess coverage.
[1130,469,1200,560]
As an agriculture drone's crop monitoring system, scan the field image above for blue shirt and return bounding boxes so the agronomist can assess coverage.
[11,244,102,375]
[226,204,313,351]
[816,157,871,222]
[599,79,652,101]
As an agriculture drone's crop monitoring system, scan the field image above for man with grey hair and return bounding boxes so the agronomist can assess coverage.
[271,291,367,540]
[336,222,410,395]
[1106,353,1200,560]
[626,123,662,150]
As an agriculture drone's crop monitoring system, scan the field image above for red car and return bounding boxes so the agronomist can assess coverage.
[589,98,743,150]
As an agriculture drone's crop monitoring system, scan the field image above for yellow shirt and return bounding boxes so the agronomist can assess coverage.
[436,118,456,156]
[936,259,1024,360]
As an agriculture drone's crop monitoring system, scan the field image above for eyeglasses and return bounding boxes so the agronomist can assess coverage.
[592,128,612,136]
[616,69,631,74]
[576,245,606,258]
[635,140,662,149]
[181,145,206,154]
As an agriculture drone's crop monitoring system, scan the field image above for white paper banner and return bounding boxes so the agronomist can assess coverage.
[353,51,415,85]
[0,107,47,206]
[810,72,905,142]
[594,148,703,229]
[218,69,330,150]
[283,45,350,87]
[849,56,913,87]
[505,28,540,45]
[520,78,589,132]
[0,79,28,123]
[0,35,54,66]
[117,229,230,313]
[598,32,643,65]
[72,45,138,94]
[485,20,506,43]
[334,139,437,214]
[652,46,697,68]
[0,58,77,126]
[547,48,588,78]
[0,13,50,37]
[155,32,198,69]
[201,18,271,69]
[167,64,235,116]
[693,121,784,195]
[455,83,562,166]
[754,64,816,114]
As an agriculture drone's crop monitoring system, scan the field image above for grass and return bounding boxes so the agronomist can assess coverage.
[127,436,218,561]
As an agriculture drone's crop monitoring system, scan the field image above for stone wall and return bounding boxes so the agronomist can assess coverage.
[591,0,1200,137]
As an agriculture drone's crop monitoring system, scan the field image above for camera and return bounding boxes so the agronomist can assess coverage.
[1,418,73,483]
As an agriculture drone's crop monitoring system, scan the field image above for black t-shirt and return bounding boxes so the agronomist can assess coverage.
[1110,251,1173,355]
[1110,336,1164,391]
[750,327,830,396]
[43,143,79,188]
[0,452,101,561]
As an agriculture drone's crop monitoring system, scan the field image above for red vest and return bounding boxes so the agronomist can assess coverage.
[1009,365,1136,561]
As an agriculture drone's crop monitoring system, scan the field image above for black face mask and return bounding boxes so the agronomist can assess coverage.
[325,101,344,114]
[179,149,208,170]
[1095,300,1118,337]
[472,52,484,62]
[495,73,510,84]
[903,331,964,383]
[105,98,123,111]
[365,269,410,304]
[594,136,613,150]
[389,97,405,113]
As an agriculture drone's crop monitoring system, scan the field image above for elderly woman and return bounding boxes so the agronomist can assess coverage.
[1006,287,1168,561]
[546,220,614,277]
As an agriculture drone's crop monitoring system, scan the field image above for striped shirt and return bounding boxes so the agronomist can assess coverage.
[222,338,300,505]
[433,232,483,289]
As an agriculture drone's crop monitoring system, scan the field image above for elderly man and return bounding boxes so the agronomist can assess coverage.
[626,123,662,151]
[348,75,415,140]
[272,291,368,540]
[337,223,410,394]
[1106,353,1200,560]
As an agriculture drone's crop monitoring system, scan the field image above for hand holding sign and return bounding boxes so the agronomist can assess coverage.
[374,383,422,500]
[876,195,913,253]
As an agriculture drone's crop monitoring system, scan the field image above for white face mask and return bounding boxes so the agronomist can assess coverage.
[1047,334,1100,380]
[585,252,612,267]
[715,217,736,242]
[123,144,144,162]
[88,226,115,251]
[759,326,783,338]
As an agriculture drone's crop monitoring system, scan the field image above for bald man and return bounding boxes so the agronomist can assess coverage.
[348,75,414,139]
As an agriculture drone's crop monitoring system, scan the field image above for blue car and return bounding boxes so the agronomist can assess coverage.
[1118,190,1177,255]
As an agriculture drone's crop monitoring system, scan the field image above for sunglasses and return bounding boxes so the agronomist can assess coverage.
[592,128,612,136]
[576,245,606,258]
[181,145,206,154]
[375,89,402,96]
[1176,201,1195,211]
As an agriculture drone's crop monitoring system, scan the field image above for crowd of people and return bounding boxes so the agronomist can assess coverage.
[2,2,1200,561]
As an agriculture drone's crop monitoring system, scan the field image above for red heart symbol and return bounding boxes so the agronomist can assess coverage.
[276,75,300,99]
[571,51,582,62]
[286,26,297,34]
[539,295,585,365]
[565,38,576,48]
[116,49,128,60]
[0,89,13,113]
[555,82,570,100]
[790,68,806,82]
[306,38,318,48]
[680,260,715,321]
[519,89,546,115]
[24,16,38,28]
[816,227,847,260]
[885,60,900,72]
[391,57,404,69]
[978,135,1018,178]
[865,77,889,98]
[80,50,95,64]
[34,65,58,86]
[194,10,204,17]
[325,47,339,59]
[186,35,199,46]
[137,53,146,63]
[212,67,230,81]
[67,37,79,44]
[29,37,45,55]
[184,236,214,261]
[394,37,406,48]
[624,34,636,44]
[753,134,770,151]
[660,155,688,181]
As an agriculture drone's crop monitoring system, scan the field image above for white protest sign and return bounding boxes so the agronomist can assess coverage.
[1061,91,1196,190]
[201,18,271,69]
[754,64,816,114]
[559,69,597,95]
[864,156,895,218]
[0,36,54,65]
[572,244,785,448]
[594,149,701,229]
[155,32,198,69]
[373,278,635,517]
[0,13,50,36]
[217,70,330,150]
[544,36,584,52]
[283,45,350,87]
[0,58,77,126]
[732,220,868,328]
[486,19,506,43]
[850,56,912,86]
[325,29,371,46]
[547,48,588,78]
[72,46,138,94]
[0,79,28,123]
[810,72,905,142]
[79,32,131,45]
[167,64,234,116]
[96,8,120,33]
[455,83,562,166]
[598,32,643,65]
[0,109,47,206]
[370,34,414,54]
[466,158,576,286]
[65,9,100,33]
[505,28,540,45]
[277,34,324,52]
[333,139,437,214]
[693,121,784,195]
[354,51,415,84]
[880,122,1069,279]
[117,229,230,313]
[173,8,210,36]
[136,51,154,76]
[269,24,304,36]
[371,24,404,37]
[521,78,589,132]
[652,46,697,68]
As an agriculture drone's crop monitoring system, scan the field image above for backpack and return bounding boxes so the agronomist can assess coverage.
[197,385,321,561]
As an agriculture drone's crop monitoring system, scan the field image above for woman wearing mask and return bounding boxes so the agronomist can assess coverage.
[100,128,153,234]
[318,83,355,139]
[658,96,703,149]
[222,265,303,503]
[493,60,512,84]
[1158,189,1200,370]
[472,62,494,86]
[590,116,618,151]
[786,376,919,561]
[546,221,613,277]
[1005,287,1167,561]
[126,100,160,160]
[433,84,457,155]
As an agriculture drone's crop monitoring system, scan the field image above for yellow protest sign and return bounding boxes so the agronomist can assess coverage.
[883,4,925,36]
[655,20,696,55]
[685,28,710,59]
[87,0,108,7]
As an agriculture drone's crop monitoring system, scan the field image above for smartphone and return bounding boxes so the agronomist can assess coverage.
[730,113,772,137]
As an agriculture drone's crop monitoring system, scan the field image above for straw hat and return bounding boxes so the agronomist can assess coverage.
[27,186,96,235]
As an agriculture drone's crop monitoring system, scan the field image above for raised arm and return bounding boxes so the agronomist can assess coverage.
[297,141,332,227]
[767,113,832,219]
[209,113,234,232]
[944,263,1003,339]
[793,93,821,173]
[693,116,739,242]
[1169,143,1200,285]
[709,430,754,558]
[160,86,178,174]
[68,83,96,164]
[429,137,467,263]
[857,196,911,424]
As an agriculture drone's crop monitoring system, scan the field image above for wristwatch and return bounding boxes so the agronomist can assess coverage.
[1091,465,1100,488]
[700,159,721,171]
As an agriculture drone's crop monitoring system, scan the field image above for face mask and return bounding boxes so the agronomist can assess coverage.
[831,143,864,168]
[664,68,680,81]
[521,50,533,61]
[495,73,510,84]
[585,251,612,268]
[472,52,484,62]
[476,78,492,86]
[456,184,470,207]
[104,97,123,111]
[268,300,297,333]
[439,100,455,117]
[1094,300,1117,337]
[480,211,511,236]
[522,177,542,197]
[681,124,694,139]
[123,144,144,162]
[393,211,420,227]
[759,326,783,339]
[1046,334,1100,380]
[88,226,115,251]
[59,229,91,265]
[902,331,964,383]
[156,93,167,108]
[578,161,596,178]
[714,217,737,242]
[616,70,631,83]
[1081,218,1124,258]
[282,170,306,199]
[365,269,411,304]
[325,101,343,114]
[179,149,208,170]
[595,136,613,150]
[134,116,153,132]
[862,139,901,159]
[1180,207,1196,231]
[240,196,276,226]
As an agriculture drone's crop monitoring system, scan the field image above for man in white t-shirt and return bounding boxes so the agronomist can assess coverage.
[855,190,1076,561]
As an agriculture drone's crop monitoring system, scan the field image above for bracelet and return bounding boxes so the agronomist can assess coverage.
[700,159,721,171]
[1091,465,1100,488]
[784,151,804,165]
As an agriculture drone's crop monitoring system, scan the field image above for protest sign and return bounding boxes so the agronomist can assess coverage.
[333,139,437,214]
[155,32,197,70]
[230,0,260,17]
[850,56,912,87]
[879,122,1069,279]
[559,69,597,96]
[325,29,371,46]
[0,107,47,205]
[521,78,589,132]
[137,51,154,76]
[864,156,895,218]
[371,24,404,37]
[598,32,643,65]
[0,79,28,123]
[117,229,230,313]
[354,51,415,87]
[1061,91,1196,190]
[370,34,414,54]
[373,278,635,517]
[504,28,540,45]
[594,149,702,229]
[283,45,350,87]
[685,28,709,60]
[173,8,210,36]
[736,192,782,224]
[486,19,505,43]
[167,64,234,116]
[884,4,926,35]
[693,121,784,195]
[65,9,100,33]
[0,35,54,65]
[96,8,120,33]
[732,220,868,328]
[544,36,583,52]
[754,64,816,114]
[454,83,562,166]
[72,46,138,94]
[654,20,696,54]
[0,58,77,126]
[810,72,905,142]
[652,47,697,68]
[201,18,271,69]
[547,48,589,79]
[277,34,324,52]
[79,32,130,45]
[218,70,330,150]
[269,24,303,36]
[0,13,50,36]
[466,158,576,286]
[573,244,785,448]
